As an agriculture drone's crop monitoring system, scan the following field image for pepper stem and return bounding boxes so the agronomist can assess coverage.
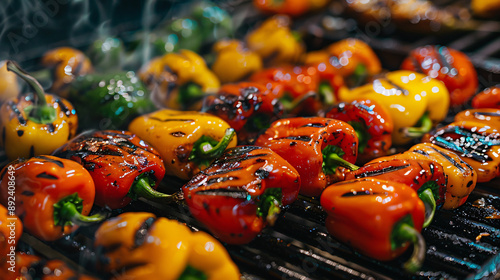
[178,265,208,280]
[257,188,282,226]
[399,224,426,273]
[6,60,57,124]
[348,121,370,154]
[318,82,335,106]
[418,188,437,228]
[53,193,106,227]
[130,177,182,203]
[322,145,359,175]
[350,63,368,88]
[281,91,317,113]
[179,82,204,109]
[190,128,236,161]
[403,112,433,138]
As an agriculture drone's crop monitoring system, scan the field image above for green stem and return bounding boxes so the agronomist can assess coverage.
[348,121,370,155]
[6,61,56,124]
[178,265,208,280]
[318,82,334,106]
[53,193,106,227]
[418,188,437,228]
[403,113,433,138]
[192,128,236,160]
[179,82,204,108]
[130,177,182,203]
[258,195,281,226]
[398,224,426,273]
[350,63,368,88]
[324,153,359,172]
[281,91,317,112]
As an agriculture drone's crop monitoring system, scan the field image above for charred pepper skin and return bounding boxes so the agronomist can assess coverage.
[0,156,100,241]
[183,146,301,244]
[202,82,284,144]
[422,121,500,183]
[255,117,358,197]
[325,99,393,164]
[471,85,500,109]
[94,212,240,280]
[321,178,426,272]
[401,45,478,107]
[52,130,167,210]
[128,109,237,181]
[0,204,22,262]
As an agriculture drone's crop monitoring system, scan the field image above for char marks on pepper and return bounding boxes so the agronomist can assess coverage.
[36,172,59,180]
[134,217,156,248]
[354,164,411,178]
[7,101,27,126]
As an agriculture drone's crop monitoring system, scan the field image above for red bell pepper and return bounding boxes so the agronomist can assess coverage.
[183,146,301,244]
[471,85,500,109]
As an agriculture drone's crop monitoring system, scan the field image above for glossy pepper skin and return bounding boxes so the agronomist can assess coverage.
[0,156,101,241]
[95,212,240,280]
[67,71,155,131]
[202,82,284,144]
[246,15,305,66]
[41,47,93,98]
[0,61,78,161]
[471,85,500,109]
[211,40,263,84]
[339,70,450,145]
[422,121,500,183]
[183,146,300,244]
[401,45,478,107]
[455,108,500,129]
[52,130,167,210]
[129,109,237,181]
[0,204,22,262]
[371,143,477,210]
[305,38,382,88]
[321,178,426,272]
[139,49,220,111]
[255,117,358,197]
[325,99,393,164]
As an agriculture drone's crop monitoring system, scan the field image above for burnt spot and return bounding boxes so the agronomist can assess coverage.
[175,145,190,162]
[354,164,410,178]
[341,190,387,197]
[7,101,27,126]
[255,158,266,163]
[171,159,175,164]
[149,117,195,123]
[282,136,311,142]
[47,123,55,133]
[21,190,34,196]
[36,172,59,180]
[55,99,72,117]
[255,168,270,179]
[195,188,250,199]
[290,141,297,146]
[16,130,23,137]
[134,217,156,247]
[301,123,327,128]
[29,145,35,157]
[215,208,220,215]
[36,156,64,168]
[203,201,210,211]
[467,180,473,188]
[171,131,186,137]
[413,178,420,185]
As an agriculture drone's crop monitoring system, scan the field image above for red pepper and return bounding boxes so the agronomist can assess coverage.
[471,85,500,109]
[401,45,478,107]
[183,146,301,244]
[255,117,358,197]
[0,156,104,241]
[202,82,284,144]
[325,99,393,164]
[52,130,172,210]
[320,178,426,273]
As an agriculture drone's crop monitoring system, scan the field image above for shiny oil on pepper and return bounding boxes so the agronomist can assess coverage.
[471,85,500,109]
[95,212,240,280]
[183,146,300,244]
[0,156,104,241]
[52,130,171,210]
[422,121,500,183]
[128,109,237,181]
[401,45,478,107]
[454,108,500,129]
[0,61,78,161]
[255,117,358,197]
[0,204,22,263]
[325,98,393,163]
[211,40,263,84]
[338,70,450,145]
[139,49,220,111]
[202,82,283,144]
[321,178,426,273]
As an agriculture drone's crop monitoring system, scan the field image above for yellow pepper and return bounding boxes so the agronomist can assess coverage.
[128,109,237,180]
[0,61,19,103]
[338,70,449,145]
[211,39,263,84]
[139,49,220,110]
[246,15,305,66]
[0,61,78,160]
[95,212,240,280]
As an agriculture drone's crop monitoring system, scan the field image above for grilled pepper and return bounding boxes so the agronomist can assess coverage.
[422,121,500,183]
[325,99,393,163]
[52,130,170,210]
[401,45,478,107]
[0,204,22,263]
[338,70,450,145]
[0,156,104,241]
[202,82,284,144]
[0,61,78,161]
[211,40,263,84]
[67,71,155,130]
[246,15,305,66]
[41,47,93,97]
[129,109,237,181]
[321,178,426,273]
[471,85,500,109]
[95,212,240,280]
[0,61,19,104]
[183,146,300,244]
[305,38,382,88]
[370,143,477,209]
[253,0,310,16]
[139,49,220,111]
[455,108,500,129]
[255,117,358,197]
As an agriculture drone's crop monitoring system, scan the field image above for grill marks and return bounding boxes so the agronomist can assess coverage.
[342,190,387,197]
[36,172,59,180]
[7,101,27,126]
[354,164,411,178]
[134,217,156,248]
[35,156,65,168]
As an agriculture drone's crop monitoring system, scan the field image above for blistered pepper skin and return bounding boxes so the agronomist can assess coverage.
[95,212,240,280]
[401,45,478,107]
[255,117,358,197]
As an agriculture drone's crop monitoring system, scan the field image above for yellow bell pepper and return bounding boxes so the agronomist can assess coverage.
[128,109,237,180]
[338,70,449,145]
[95,212,240,280]
[0,61,19,104]
[0,61,78,160]
[211,40,263,84]
[139,49,220,110]
[246,15,305,66]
